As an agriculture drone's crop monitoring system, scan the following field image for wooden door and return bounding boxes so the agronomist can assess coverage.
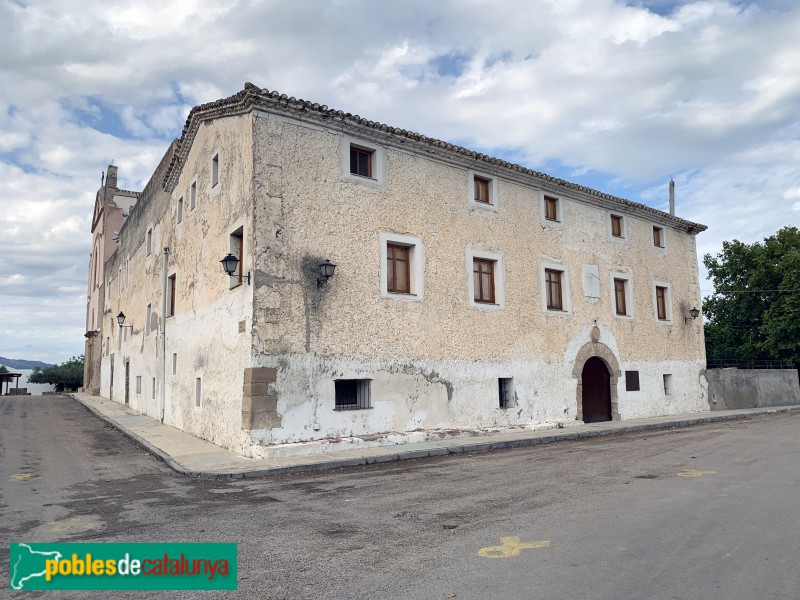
[581,357,611,423]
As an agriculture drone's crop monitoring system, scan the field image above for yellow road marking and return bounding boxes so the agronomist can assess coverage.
[677,469,717,478]
[48,517,100,533]
[10,474,37,481]
[477,536,550,558]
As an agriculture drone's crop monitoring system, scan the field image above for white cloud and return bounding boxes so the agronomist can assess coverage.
[1,0,799,360]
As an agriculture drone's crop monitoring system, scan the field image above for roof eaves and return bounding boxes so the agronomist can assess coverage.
[162,83,707,233]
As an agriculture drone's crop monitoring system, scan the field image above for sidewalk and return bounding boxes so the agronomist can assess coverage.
[70,392,800,480]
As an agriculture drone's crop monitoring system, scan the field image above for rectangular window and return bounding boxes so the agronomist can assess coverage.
[135,375,142,394]
[334,379,371,410]
[190,181,197,209]
[663,374,673,395]
[349,145,373,178]
[387,243,410,294]
[167,274,176,317]
[195,377,202,407]
[211,154,219,187]
[499,378,513,409]
[229,227,244,287]
[625,370,640,391]
[177,197,184,223]
[611,215,623,238]
[172,353,177,375]
[653,226,664,248]
[473,258,496,304]
[474,176,491,204]
[146,303,152,334]
[152,377,156,400]
[656,286,668,320]
[146,229,152,256]
[544,196,559,222]
[614,278,628,316]
[545,269,563,310]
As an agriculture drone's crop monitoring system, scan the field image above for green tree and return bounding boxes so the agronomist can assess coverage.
[703,226,800,367]
[0,365,9,374]
[29,355,84,391]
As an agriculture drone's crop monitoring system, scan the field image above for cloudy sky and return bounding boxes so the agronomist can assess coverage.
[1,0,798,364]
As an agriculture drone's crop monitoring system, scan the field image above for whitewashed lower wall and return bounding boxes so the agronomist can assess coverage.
[246,350,706,457]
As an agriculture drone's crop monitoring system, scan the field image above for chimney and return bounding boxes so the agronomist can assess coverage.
[669,178,675,216]
[106,165,118,190]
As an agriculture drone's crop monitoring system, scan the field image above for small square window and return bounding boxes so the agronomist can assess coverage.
[473,258,496,304]
[177,197,183,224]
[656,286,669,320]
[545,268,564,310]
[167,274,176,317]
[611,215,623,238]
[350,145,373,178]
[211,154,219,187]
[544,196,559,222]
[387,243,410,294]
[334,379,371,410]
[499,378,513,409]
[190,181,197,210]
[474,176,491,204]
[653,226,664,248]
[614,278,628,315]
[663,374,673,395]
[625,370,640,391]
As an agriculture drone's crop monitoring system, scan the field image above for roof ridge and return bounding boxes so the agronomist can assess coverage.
[162,83,706,232]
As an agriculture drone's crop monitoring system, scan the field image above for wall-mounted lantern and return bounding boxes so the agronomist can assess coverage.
[685,307,700,324]
[317,260,337,288]
[117,312,133,329]
[220,253,251,285]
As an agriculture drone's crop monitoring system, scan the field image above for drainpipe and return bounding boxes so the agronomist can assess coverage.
[161,246,168,422]
[669,178,675,216]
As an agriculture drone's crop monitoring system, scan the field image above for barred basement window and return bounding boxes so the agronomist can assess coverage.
[499,378,513,409]
[334,379,371,410]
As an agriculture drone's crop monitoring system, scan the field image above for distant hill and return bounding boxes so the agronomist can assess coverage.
[0,357,54,370]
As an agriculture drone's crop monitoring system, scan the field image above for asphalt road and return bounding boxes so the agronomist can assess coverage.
[2,394,799,599]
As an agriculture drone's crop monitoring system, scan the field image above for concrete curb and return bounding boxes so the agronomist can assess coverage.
[69,393,800,480]
[70,393,192,477]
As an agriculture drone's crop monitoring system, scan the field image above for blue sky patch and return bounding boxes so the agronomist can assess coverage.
[63,97,137,140]
[430,52,471,78]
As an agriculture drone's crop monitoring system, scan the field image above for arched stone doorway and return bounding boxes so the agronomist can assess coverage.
[581,357,611,423]
[573,341,621,422]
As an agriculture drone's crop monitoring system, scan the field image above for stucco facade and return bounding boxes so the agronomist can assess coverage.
[89,84,708,457]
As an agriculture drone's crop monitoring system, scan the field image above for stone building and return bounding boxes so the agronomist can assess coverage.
[84,166,139,395]
[87,83,707,457]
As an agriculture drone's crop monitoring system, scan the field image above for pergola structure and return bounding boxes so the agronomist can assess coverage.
[0,372,23,395]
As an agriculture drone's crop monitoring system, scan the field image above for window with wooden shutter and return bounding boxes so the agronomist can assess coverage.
[473,258,496,304]
[545,269,563,310]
